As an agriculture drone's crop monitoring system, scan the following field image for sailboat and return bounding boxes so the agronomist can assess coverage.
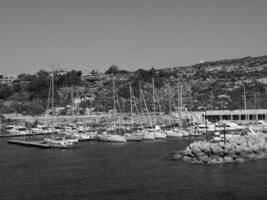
[43,67,76,148]
[165,83,184,138]
[124,85,143,141]
[99,77,126,143]
[139,81,155,140]
[150,79,166,139]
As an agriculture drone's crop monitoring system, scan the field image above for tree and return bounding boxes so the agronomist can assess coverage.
[105,65,119,74]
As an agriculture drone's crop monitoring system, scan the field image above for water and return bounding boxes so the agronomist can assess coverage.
[0,137,267,200]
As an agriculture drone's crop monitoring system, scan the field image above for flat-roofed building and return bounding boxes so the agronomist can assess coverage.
[190,109,267,123]
[0,75,17,84]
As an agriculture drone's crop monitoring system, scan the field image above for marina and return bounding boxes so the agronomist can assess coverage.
[1,0,267,198]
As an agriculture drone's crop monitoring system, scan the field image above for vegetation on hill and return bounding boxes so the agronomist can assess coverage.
[1,55,267,115]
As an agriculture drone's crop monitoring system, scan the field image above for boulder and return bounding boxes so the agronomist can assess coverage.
[197,153,210,163]
[224,156,234,163]
[210,144,223,155]
[235,158,245,163]
[246,153,260,161]
[182,156,192,162]
[173,153,183,160]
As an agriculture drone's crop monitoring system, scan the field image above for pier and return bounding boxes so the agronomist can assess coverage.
[8,140,51,149]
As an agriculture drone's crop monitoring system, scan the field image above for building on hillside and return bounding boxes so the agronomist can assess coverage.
[0,75,17,84]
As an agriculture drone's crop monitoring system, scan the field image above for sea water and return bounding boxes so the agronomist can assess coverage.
[0,137,266,200]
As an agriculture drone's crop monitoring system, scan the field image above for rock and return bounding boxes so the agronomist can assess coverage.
[212,157,224,164]
[210,144,223,155]
[246,153,259,160]
[197,153,210,163]
[183,148,193,157]
[224,156,234,163]
[173,153,183,160]
[199,142,211,154]
[235,158,245,163]
[192,146,202,156]
[257,151,265,159]
[182,156,191,162]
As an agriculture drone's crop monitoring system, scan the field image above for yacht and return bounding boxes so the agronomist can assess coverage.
[165,129,183,137]
[98,132,126,143]
[140,129,155,140]
[124,132,143,141]
[5,125,30,136]
[43,136,75,148]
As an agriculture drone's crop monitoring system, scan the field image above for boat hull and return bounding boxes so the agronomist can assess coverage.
[125,134,143,142]
[99,134,127,143]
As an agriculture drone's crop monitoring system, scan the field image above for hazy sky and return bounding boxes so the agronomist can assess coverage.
[0,0,267,74]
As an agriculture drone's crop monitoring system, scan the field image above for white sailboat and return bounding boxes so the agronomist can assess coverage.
[99,77,126,143]
[43,67,76,148]
[124,85,143,141]
[151,79,166,139]
[139,81,155,140]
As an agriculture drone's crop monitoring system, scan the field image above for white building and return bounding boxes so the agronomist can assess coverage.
[0,75,17,84]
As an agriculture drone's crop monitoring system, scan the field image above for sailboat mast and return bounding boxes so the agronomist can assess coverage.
[139,81,143,112]
[140,82,153,128]
[130,85,133,128]
[243,85,247,110]
[71,85,74,116]
[113,77,116,113]
[168,82,172,114]
[51,66,55,135]
[131,86,144,129]
[152,78,156,126]
[180,84,183,109]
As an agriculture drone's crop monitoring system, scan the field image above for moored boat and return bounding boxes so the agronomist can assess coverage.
[124,132,143,141]
[43,136,75,148]
[98,132,126,143]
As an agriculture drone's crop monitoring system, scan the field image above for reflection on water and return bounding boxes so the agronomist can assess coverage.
[0,137,266,200]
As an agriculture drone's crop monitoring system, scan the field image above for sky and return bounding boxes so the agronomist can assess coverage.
[0,0,267,75]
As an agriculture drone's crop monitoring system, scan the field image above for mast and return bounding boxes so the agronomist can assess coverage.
[176,83,180,125]
[130,85,133,129]
[113,77,116,113]
[154,86,166,128]
[71,85,74,117]
[152,78,156,126]
[180,84,183,109]
[51,66,55,136]
[139,81,143,112]
[131,85,144,129]
[243,84,247,120]
[168,81,172,114]
[139,82,153,128]
[180,84,183,126]
[243,85,247,110]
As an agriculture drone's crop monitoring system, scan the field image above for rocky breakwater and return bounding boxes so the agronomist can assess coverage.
[173,135,267,164]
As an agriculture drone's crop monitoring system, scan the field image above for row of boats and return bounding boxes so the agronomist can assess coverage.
[2,123,205,148]
[3,120,267,148]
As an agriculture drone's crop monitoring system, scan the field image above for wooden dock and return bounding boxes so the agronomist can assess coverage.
[8,140,51,149]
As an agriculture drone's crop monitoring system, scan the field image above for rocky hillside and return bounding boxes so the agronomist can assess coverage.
[1,55,267,115]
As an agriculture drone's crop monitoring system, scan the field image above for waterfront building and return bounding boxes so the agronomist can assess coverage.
[190,109,267,123]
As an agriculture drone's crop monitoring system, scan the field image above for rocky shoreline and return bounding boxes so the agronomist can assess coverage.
[173,135,267,164]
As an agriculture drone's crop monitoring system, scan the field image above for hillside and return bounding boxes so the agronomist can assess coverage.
[1,55,267,115]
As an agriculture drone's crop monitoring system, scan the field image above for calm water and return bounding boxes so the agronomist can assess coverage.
[0,137,267,200]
